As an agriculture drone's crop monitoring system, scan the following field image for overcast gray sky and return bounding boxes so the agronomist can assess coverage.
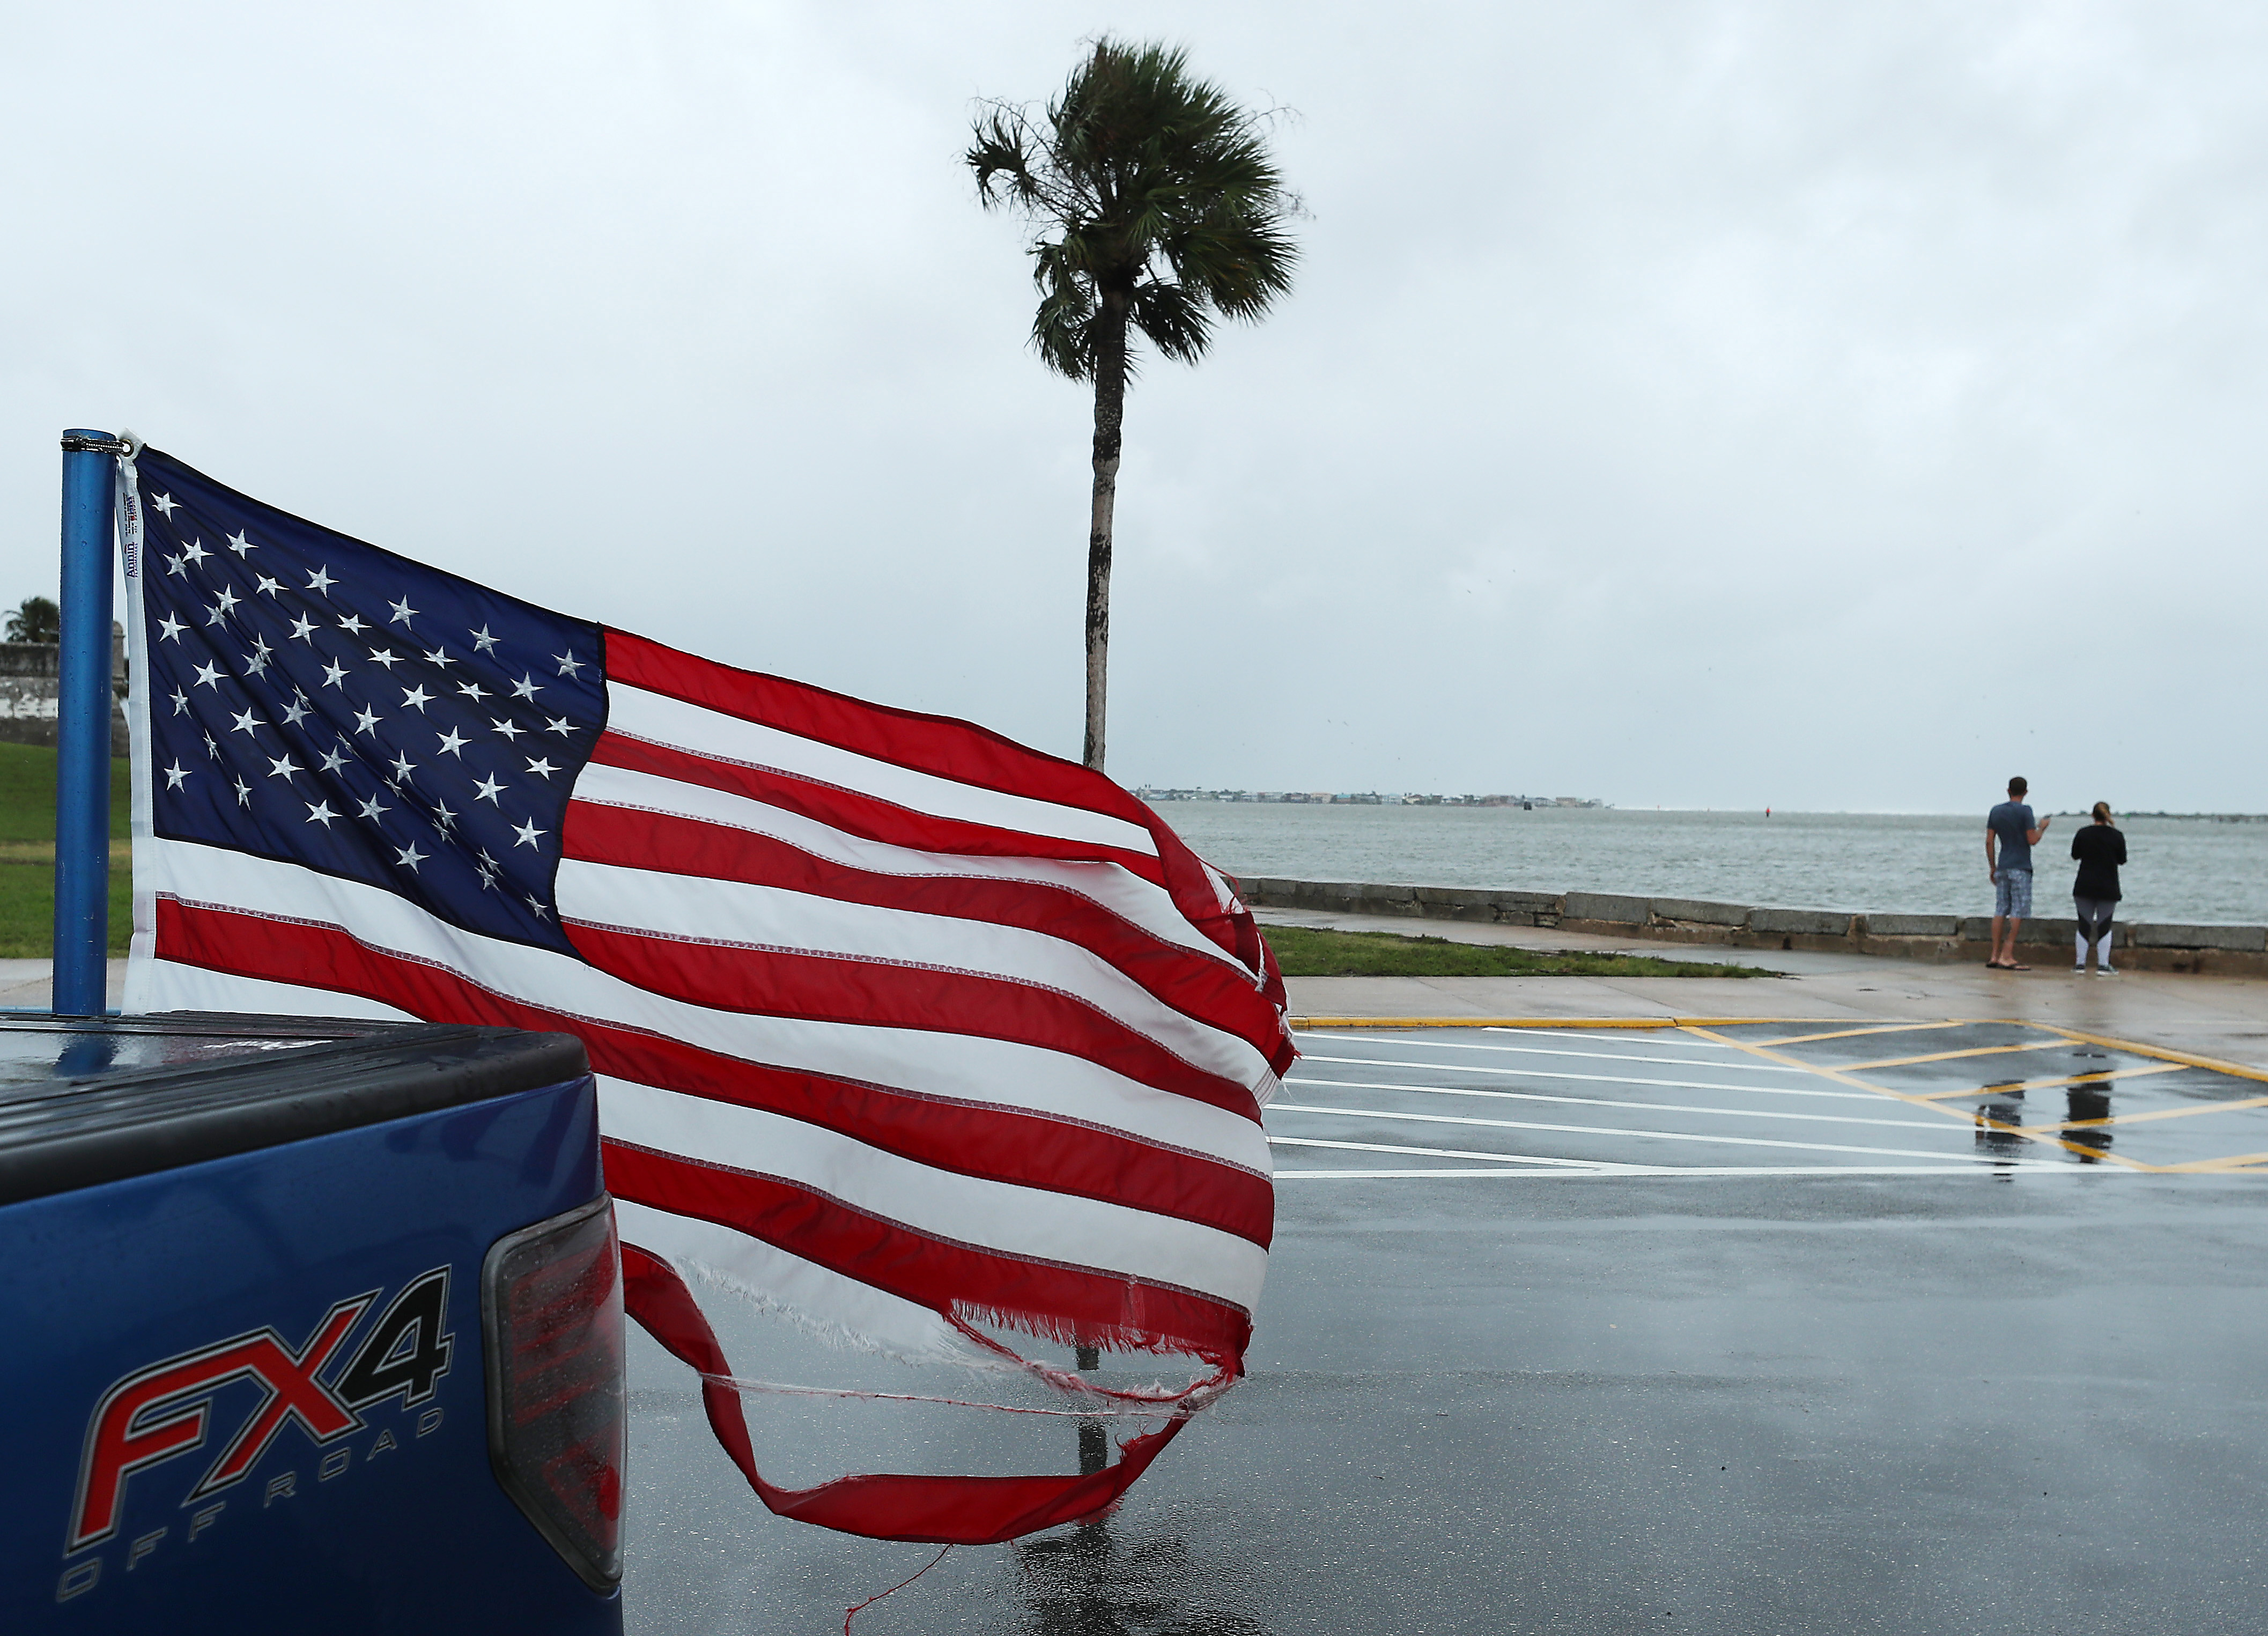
[6,2,2263,812]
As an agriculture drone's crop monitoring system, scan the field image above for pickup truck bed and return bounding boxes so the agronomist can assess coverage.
[0,1013,623,1634]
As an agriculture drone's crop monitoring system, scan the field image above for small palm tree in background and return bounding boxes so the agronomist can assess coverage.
[5,596,59,644]
[969,39,1298,771]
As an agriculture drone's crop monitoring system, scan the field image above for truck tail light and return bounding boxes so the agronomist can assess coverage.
[482,1194,625,1590]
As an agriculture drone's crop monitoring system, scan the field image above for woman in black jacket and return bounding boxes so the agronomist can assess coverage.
[2071,803,2127,975]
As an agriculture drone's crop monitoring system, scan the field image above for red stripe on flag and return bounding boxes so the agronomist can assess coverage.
[605,1140,1252,1366]
[560,917,1262,1123]
[603,629,1288,1002]
[150,898,1272,1246]
[586,729,1166,885]
[563,800,1283,1060]
[620,1244,1192,1544]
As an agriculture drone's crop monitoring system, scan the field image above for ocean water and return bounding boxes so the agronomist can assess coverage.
[1148,804,2268,926]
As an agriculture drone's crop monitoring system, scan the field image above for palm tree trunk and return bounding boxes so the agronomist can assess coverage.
[1084,293,1128,771]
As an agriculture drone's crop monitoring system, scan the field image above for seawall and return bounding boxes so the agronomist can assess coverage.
[1231,875,2268,977]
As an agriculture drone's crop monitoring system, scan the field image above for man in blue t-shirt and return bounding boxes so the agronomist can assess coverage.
[1985,776,2050,970]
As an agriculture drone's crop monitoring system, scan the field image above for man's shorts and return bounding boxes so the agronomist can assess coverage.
[1994,868,2034,919]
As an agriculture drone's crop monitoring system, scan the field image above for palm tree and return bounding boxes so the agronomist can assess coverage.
[969,39,1297,771]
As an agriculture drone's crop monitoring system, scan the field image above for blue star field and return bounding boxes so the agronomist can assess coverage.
[131,446,605,956]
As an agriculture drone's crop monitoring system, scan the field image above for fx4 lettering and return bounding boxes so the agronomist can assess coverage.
[68,1266,453,1552]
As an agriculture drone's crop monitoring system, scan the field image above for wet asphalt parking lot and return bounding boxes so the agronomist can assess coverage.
[622,1021,2268,1634]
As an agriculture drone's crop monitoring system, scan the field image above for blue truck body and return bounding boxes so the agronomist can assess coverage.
[0,1013,625,1633]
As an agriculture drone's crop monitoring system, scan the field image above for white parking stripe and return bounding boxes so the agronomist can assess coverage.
[1289,1068,1882,1101]
[1271,1110,2008,1163]
[1274,1096,1949,1132]
[1267,1135,1637,1168]
[1298,1041,1812,1074]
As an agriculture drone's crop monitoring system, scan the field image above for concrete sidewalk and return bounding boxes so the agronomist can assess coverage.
[0,958,124,1012]
[1259,905,2268,1074]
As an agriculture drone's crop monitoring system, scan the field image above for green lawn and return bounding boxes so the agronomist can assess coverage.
[1263,923,1766,978]
[0,743,132,957]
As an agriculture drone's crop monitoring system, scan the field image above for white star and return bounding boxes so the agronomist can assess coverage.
[280,696,311,727]
[511,674,541,701]
[203,603,228,628]
[233,777,252,807]
[423,646,454,669]
[477,849,499,871]
[523,756,559,780]
[544,715,575,737]
[352,706,381,735]
[289,614,317,642]
[204,732,220,760]
[152,492,178,518]
[388,596,416,627]
[214,586,239,615]
[400,684,433,712]
[338,613,367,635]
[470,624,499,653]
[168,688,189,716]
[306,566,335,594]
[157,613,186,642]
[456,680,488,701]
[245,637,274,676]
[526,896,550,920]
[227,530,254,557]
[181,539,210,566]
[357,793,390,821]
[321,659,350,688]
[553,649,585,678]
[304,800,338,827]
[512,818,546,849]
[255,574,281,597]
[491,717,524,741]
[476,867,498,891]
[228,708,264,735]
[267,754,302,780]
[432,800,458,830]
[319,746,350,773]
[472,774,505,805]
[368,647,401,670]
[163,760,190,790]
[193,662,224,689]
[388,750,417,783]
[394,842,427,872]
[435,727,467,757]
[165,553,188,577]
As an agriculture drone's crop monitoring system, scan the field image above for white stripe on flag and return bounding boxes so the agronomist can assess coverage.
[611,1197,973,1364]
[600,1076,1268,1309]
[135,840,1271,1172]
[553,857,1274,1085]
[604,682,1158,858]
[568,759,1245,970]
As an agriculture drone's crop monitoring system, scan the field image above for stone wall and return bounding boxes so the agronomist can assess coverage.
[0,632,129,756]
[1232,875,2268,977]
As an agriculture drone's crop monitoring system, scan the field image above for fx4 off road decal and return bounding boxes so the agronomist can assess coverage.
[68,1266,454,1553]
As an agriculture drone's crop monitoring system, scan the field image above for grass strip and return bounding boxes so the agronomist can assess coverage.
[1264,924,1766,978]
[0,745,134,957]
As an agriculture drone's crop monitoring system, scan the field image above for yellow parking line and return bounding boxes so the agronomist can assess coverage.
[1842,1040,2073,1071]
[2021,1094,2268,1134]
[1682,1026,2163,1171]
[2154,1151,2268,1174]
[1286,1016,1856,1031]
[1912,1063,2190,1100]
[1753,1020,1973,1048]
[2035,1027,2268,1087]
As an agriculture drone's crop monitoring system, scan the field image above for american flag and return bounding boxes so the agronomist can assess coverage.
[115,444,1292,1542]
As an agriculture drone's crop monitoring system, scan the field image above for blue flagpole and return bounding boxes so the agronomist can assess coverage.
[54,430,118,1017]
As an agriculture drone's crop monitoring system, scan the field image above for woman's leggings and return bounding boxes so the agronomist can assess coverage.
[2074,896,2116,965]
